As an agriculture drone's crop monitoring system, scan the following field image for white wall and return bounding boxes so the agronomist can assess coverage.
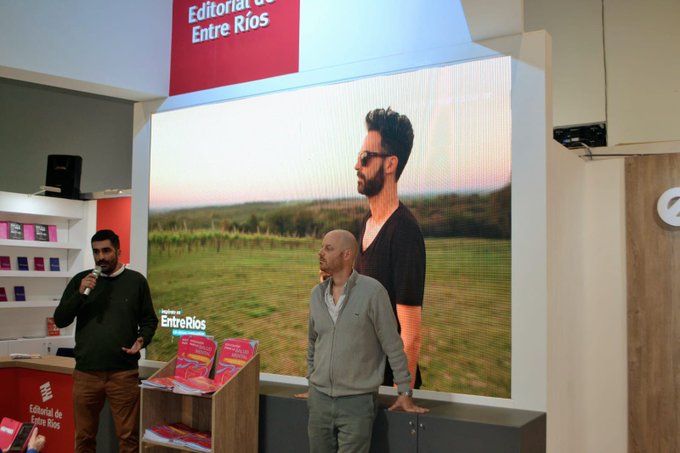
[0,0,172,101]
[525,0,680,145]
[0,78,134,195]
[547,144,628,453]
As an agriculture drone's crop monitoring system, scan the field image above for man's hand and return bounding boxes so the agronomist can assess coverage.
[294,390,309,399]
[388,395,429,413]
[122,337,144,354]
[79,273,98,295]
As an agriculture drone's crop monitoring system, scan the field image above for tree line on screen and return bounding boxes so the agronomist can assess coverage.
[149,185,510,245]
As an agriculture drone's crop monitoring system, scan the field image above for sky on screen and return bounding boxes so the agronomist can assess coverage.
[149,57,511,210]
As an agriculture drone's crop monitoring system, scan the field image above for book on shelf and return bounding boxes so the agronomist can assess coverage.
[48,225,58,242]
[140,376,176,390]
[176,431,212,452]
[17,257,29,271]
[23,224,35,241]
[0,256,10,270]
[46,317,60,336]
[14,286,25,302]
[0,221,8,240]
[171,375,219,395]
[143,423,211,452]
[49,257,60,271]
[0,287,7,302]
[34,224,49,241]
[34,257,45,271]
[175,335,217,379]
[214,338,259,385]
[143,422,197,444]
[8,222,23,240]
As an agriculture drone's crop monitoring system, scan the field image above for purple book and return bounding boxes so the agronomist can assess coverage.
[14,286,26,301]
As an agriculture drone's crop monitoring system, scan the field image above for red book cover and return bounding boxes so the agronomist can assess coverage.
[46,317,60,336]
[0,256,10,270]
[0,287,7,302]
[214,338,258,386]
[175,335,217,379]
[143,422,196,445]
[140,376,176,390]
[23,224,35,241]
[0,418,34,451]
[177,431,212,452]
[0,417,21,450]
[172,376,218,395]
[0,221,8,239]
[47,225,58,242]
[34,257,45,271]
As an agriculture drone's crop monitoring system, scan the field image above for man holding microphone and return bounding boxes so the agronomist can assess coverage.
[54,229,158,453]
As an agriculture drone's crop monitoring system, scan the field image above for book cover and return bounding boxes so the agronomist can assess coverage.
[8,222,23,240]
[0,417,23,451]
[46,317,60,336]
[47,225,58,242]
[172,375,218,395]
[49,257,60,271]
[0,288,7,302]
[214,338,259,386]
[17,257,29,271]
[175,335,217,379]
[22,223,35,241]
[176,431,212,452]
[34,257,45,271]
[140,376,176,390]
[14,286,25,301]
[0,256,10,270]
[0,221,7,240]
[143,422,197,445]
[34,224,49,241]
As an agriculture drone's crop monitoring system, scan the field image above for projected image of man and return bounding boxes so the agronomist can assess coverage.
[354,107,426,390]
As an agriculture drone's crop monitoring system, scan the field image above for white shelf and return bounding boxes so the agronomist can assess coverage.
[0,239,81,250]
[0,270,71,278]
[0,300,60,308]
[0,191,91,352]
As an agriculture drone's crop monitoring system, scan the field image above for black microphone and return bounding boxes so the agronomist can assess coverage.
[83,266,102,296]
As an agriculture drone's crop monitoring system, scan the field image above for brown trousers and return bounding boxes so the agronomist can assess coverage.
[72,369,140,453]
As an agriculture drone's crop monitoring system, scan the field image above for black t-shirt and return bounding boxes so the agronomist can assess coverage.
[356,202,425,388]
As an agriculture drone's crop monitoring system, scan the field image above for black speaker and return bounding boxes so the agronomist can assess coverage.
[45,155,82,199]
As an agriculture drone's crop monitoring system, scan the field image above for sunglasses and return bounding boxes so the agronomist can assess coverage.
[359,150,393,167]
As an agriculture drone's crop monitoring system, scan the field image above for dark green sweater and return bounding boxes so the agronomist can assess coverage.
[54,267,158,372]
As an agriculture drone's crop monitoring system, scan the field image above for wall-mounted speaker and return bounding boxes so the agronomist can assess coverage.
[45,155,82,199]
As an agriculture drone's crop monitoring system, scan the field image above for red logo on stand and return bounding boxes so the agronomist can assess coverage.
[170,0,301,95]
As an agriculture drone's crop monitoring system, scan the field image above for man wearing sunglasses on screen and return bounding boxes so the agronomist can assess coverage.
[354,107,426,392]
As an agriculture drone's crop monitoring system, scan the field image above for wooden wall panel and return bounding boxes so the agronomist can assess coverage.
[625,154,680,453]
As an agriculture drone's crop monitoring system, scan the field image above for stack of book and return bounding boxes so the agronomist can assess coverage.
[143,422,211,452]
[140,335,258,395]
[0,221,57,242]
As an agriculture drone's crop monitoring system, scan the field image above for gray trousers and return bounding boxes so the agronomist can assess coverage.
[307,386,379,453]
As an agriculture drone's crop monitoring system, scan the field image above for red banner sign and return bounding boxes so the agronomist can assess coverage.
[170,0,300,95]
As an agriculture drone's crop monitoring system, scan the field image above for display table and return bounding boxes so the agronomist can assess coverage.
[0,355,76,452]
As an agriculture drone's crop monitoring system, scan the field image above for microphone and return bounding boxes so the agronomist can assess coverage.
[83,266,102,296]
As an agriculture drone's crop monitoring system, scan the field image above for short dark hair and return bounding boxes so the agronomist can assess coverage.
[91,229,120,249]
[365,107,414,180]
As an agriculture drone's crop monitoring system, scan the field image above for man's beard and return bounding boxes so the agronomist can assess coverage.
[357,165,385,197]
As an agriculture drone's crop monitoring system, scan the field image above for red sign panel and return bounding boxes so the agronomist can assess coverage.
[170,0,300,95]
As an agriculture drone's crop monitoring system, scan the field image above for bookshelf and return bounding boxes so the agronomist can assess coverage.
[140,353,260,453]
[0,191,94,354]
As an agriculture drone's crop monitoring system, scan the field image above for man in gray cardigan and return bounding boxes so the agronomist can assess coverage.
[306,229,428,453]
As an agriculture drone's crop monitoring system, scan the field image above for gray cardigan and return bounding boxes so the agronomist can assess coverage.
[307,270,411,397]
